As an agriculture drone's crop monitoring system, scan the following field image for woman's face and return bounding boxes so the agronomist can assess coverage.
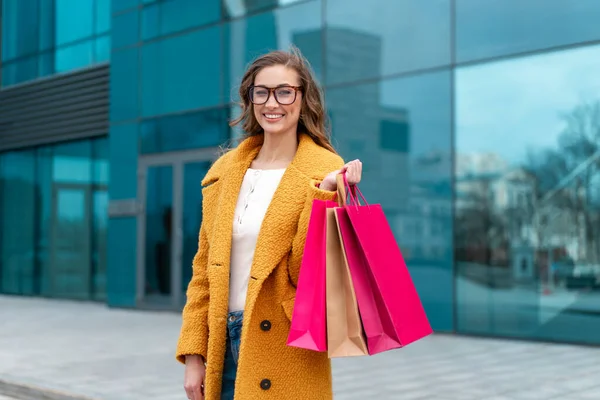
[252,65,302,137]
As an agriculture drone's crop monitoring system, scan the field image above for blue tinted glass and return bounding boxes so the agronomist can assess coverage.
[106,217,137,307]
[156,0,220,38]
[36,147,53,296]
[51,141,94,299]
[456,0,600,63]
[55,40,94,73]
[96,0,111,34]
[109,123,139,200]
[2,0,41,61]
[327,71,454,331]
[110,48,139,122]
[325,0,451,85]
[111,0,138,13]
[0,150,37,295]
[39,0,55,51]
[92,138,109,300]
[223,0,304,18]
[224,0,322,103]
[95,35,111,63]
[141,26,221,117]
[140,108,230,154]
[55,0,94,46]
[181,161,211,300]
[1,56,38,86]
[455,45,600,344]
[141,4,160,40]
[38,52,55,78]
[113,10,139,49]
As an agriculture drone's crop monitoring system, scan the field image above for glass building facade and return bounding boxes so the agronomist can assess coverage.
[1,0,599,346]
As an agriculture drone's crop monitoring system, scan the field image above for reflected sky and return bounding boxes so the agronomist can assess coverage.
[456,44,600,166]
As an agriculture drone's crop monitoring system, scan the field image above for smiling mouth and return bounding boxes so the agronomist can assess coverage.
[264,113,284,119]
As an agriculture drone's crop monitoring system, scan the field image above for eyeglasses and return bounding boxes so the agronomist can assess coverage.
[249,85,301,105]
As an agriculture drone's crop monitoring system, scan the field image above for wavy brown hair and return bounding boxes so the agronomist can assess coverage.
[229,46,336,154]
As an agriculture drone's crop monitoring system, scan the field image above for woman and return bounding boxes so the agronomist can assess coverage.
[177,46,362,400]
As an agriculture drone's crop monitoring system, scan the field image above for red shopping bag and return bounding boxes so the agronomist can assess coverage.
[335,174,432,353]
[287,199,336,352]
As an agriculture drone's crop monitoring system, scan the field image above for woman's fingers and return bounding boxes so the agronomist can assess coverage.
[344,159,362,185]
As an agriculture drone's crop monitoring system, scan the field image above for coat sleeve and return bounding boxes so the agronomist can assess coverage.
[287,157,345,288]
[175,222,210,364]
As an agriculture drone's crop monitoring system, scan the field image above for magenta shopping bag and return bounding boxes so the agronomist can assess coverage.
[287,199,336,352]
[335,174,432,354]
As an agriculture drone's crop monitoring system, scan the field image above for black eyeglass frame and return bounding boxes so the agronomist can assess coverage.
[248,85,302,105]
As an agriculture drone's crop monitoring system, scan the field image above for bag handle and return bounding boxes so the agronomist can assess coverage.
[335,172,366,207]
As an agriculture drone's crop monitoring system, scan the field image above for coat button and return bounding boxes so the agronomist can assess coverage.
[260,320,271,331]
[260,379,271,390]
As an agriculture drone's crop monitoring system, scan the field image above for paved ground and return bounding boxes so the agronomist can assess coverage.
[2,295,600,400]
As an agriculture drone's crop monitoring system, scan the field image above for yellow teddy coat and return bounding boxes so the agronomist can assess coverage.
[176,133,344,400]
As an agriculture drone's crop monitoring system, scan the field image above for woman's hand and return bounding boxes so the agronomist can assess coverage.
[184,355,206,400]
[320,159,363,192]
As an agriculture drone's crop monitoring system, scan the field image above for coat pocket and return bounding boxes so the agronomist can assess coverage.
[281,297,295,322]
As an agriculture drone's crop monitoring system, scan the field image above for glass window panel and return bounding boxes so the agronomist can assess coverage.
[456,0,600,63]
[95,35,111,63]
[325,0,450,85]
[1,56,38,86]
[223,0,322,103]
[0,150,37,295]
[37,147,53,296]
[141,3,160,40]
[223,0,305,18]
[144,165,173,297]
[55,0,94,46]
[140,107,230,154]
[49,141,93,299]
[326,70,454,331]
[113,10,139,49]
[39,0,56,52]
[141,26,221,117]
[55,40,94,73]
[109,123,139,200]
[92,138,109,301]
[111,0,138,13]
[455,45,600,344]
[1,0,40,61]
[110,48,139,122]
[143,0,220,40]
[39,52,55,78]
[96,0,111,34]
[181,161,211,306]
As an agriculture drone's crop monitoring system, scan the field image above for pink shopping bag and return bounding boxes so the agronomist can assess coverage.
[335,174,432,353]
[287,199,336,352]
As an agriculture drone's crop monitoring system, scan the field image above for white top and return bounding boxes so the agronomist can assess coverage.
[228,168,286,312]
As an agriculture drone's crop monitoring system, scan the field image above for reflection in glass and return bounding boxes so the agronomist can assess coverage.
[456,0,600,63]
[55,0,94,46]
[141,0,220,41]
[223,0,322,103]
[0,138,109,300]
[144,166,173,302]
[0,151,37,295]
[455,45,600,344]
[141,26,222,116]
[223,0,305,18]
[112,10,139,49]
[181,162,211,305]
[326,71,453,331]
[325,0,450,85]
[140,107,230,154]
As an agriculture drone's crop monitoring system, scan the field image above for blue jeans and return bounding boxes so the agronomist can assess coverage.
[221,310,243,400]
